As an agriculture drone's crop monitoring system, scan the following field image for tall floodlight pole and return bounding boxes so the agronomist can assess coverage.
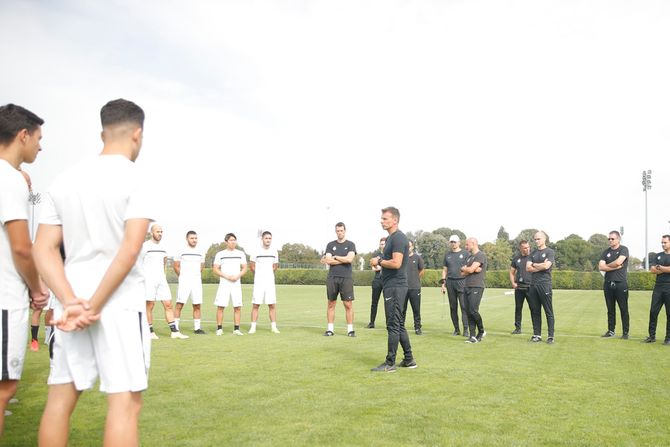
[642,170,652,270]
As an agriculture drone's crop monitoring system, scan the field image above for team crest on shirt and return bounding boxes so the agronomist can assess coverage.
[542,253,546,258]
[606,253,611,258]
[516,258,521,264]
[459,254,464,259]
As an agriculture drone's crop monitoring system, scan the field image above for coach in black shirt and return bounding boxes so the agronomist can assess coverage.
[509,240,532,334]
[526,231,555,344]
[598,230,630,339]
[440,235,469,337]
[461,237,487,344]
[644,235,670,344]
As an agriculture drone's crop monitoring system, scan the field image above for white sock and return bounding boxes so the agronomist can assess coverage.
[327,323,334,332]
[347,324,354,332]
[175,318,180,330]
[194,319,201,330]
[271,321,277,329]
[250,322,257,330]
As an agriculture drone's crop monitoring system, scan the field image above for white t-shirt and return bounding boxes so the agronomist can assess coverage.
[250,246,278,284]
[213,249,247,283]
[0,160,30,309]
[175,246,203,281]
[141,239,167,279]
[39,155,154,312]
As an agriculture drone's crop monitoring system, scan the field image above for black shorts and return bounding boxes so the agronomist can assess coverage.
[327,277,355,301]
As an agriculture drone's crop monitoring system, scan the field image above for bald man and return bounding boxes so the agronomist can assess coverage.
[460,238,487,343]
[526,231,556,344]
[141,224,188,339]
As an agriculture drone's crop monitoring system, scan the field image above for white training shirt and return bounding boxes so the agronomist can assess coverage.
[175,246,203,281]
[213,249,247,283]
[141,239,167,279]
[250,246,278,284]
[38,154,154,312]
[0,160,30,309]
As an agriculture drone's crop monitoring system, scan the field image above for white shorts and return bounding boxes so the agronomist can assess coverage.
[176,279,203,305]
[0,307,28,381]
[252,282,277,305]
[214,281,243,308]
[48,307,151,393]
[145,277,172,302]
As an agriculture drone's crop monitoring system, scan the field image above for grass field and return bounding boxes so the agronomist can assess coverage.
[5,285,670,446]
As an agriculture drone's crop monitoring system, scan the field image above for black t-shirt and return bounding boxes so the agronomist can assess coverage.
[529,247,555,285]
[464,250,487,288]
[444,250,467,280]
[325,239,357,278]
[600,245,629,282]
[381,230,408,288]
[407,253,425,289]
[653,251,670,285]
[511,254,532,286]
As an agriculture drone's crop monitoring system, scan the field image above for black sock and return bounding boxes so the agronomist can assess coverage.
[149,325,154,333]
[234,325,240,331]
[217,325,222,330]
[31,325,39,341]
[168,322,177,332]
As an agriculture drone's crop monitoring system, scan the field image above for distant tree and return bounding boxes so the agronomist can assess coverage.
[629,256,644,271]
[554,234,593,271]
[432,227,466,242]
[481,238,513,271]
[497,226,510,242]
[415,232,448,269]
[513,228,540,247]
[588,233,609,269]
[205,241,246,267]
[279,243,321,265]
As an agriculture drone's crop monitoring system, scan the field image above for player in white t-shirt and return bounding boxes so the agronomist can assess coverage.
[249,231,280,334]
[213,233,247,335]
[33,99,152,446]
[0,104,49,436]
[142,224,188,340]
[174,231,206,334]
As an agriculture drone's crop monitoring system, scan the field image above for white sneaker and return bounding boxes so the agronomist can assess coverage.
[271,327,281,334]
[233,329,244,336]
[171,331,189,339]
[4,410,11,416]
[150,332,159,340]
[248,327,256,334]
[216,329,223,336]
[9,398,18,404]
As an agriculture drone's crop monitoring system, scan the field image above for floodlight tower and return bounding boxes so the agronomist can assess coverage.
[642,170,652,270]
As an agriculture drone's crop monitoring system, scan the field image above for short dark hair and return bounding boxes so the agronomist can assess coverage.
[186,230,197,237]
[100,99,144,129]
[0,104,44,145]
[335,222,346,230]
[225,233,237,241]
[381,206,400,221]
[519,240,529,246]
[663,235,670,241]
[609,231,621,239]
[262,231,272,237]
[380,237,387,242]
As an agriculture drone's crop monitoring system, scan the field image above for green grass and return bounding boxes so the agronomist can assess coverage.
[5,285,670,446]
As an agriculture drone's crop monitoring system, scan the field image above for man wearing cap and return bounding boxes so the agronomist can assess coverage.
[440,235,469,337]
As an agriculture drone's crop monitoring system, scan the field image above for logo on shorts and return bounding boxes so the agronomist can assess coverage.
[10,357,20,368]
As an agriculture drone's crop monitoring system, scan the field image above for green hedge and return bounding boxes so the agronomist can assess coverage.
[166,269,657,291]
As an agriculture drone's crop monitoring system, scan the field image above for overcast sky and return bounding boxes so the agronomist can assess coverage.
[2,0,668,259]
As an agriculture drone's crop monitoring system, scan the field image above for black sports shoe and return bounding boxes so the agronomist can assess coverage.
[530,335,542,343]
[415,328,423,335]
[621,333,630,340]
[601,331,615,338]
[398,359,418,369]
[642,336,656,343]
[347,331,356,337]
[366,323,375,329]
[193,329,206,335]
[511,328,522,335]
[323,330,334,337]
[547,337,555,344]
[476,331,487,341]
[465,337,478,344]
[664,339,670,345]
[371,363,396,373]
[452,330,460,336]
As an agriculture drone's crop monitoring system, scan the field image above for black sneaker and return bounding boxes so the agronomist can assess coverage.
[371,363,396,373]
[530,335,542,343]
[664,339,670,345]
[415,328,423,335]
[465,337,478,344]
[621,333,630,340]
[511,328,522,335]
[547,337,555,344]
[452,330,460,336]
[347,331,356,337]
[366,323,375,329]
[398,359,418,369]
[323,330,334,337]
[193,329,206,335]
[642,336,656,343]
[601,331,615,338]
[476,331,487,341]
